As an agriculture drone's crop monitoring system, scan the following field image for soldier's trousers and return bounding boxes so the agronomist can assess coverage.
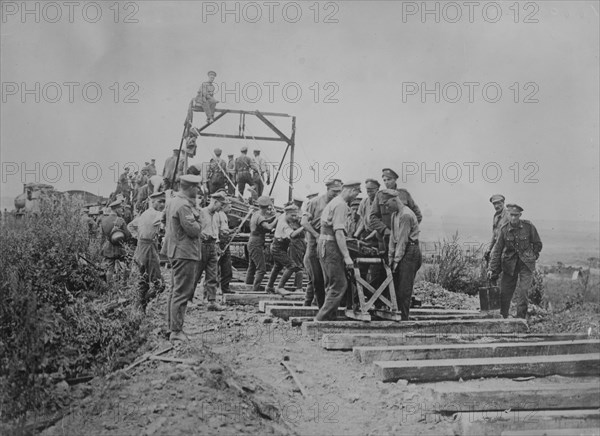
[246,238,266,292]
[253,174,264,197]
[392,244,422,321]
[201,96,218,120]
[195,242,219,301]
[315,240,347,321]
[267,240,297,290]
[500,259,532,318]
[167,259,198,332]
[304,240,326,308]
[218,247,232,293]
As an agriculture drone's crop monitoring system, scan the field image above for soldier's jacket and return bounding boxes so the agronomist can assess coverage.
[100,214,131,259]
[369,187,422,234]
[489,207,510,252]
[490,220,542,276]
[161,192,202,261]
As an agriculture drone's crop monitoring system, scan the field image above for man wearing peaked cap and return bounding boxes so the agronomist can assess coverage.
[266,201,304,296]
[162,169,203,341]
[369,168,422,301]
[385,189,421,320]
[192,186,230,311]
[226,153,236,195]
[252,149,270,196]
[314,178,362,321]
[235,146,258,197]
[127,190,167,313]
[354,178,380,241]
[488,203,542,319]
[346,197,362,237]
[484,194,509,264]
[198,70,218,123]
[301,178,344,307]
[207,148,227,195]
[100,197,131,283]
[245,195,278,292]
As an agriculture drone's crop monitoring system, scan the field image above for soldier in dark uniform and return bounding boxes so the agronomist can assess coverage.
[196,70,218,123]
[226,153,236,195]
[301,180,342,307]
[488,204,542,319]
[369,168,422,301]
[161,174,203,342]
[314,181,362,321]
[100,199,131,282]
[127,191,166,313]
[235,146,259,197]
[207,148,227,194]
[484,194,510,263]
[245,196,278,292]
[216,198,233,294]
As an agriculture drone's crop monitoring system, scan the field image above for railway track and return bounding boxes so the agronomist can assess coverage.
[221,276,600,435]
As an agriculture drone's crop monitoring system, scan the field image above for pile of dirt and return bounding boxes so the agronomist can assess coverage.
[414,281,479,310]
[528,301,600,335]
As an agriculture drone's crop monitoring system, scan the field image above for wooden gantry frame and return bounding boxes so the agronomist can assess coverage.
[185,101,297,202]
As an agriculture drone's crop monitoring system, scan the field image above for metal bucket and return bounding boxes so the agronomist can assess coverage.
[479,282,501,311]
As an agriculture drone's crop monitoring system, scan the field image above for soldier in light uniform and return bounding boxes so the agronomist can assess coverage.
[197,70,218,123]
[194,191,229,311]
[301,180,343,308]
[252,149,270,197]
[245,196,278,292]
[162,149,182,190]
[301,192,319,305]
[385,190,422,321]
[226,153,236,195]
[484,194,510,264]
[266,204,304,296]
[128,191,166,313]
[161,174,203,342]
[314,181,362,321]
[147,159,157,177]
[488,204,543,319]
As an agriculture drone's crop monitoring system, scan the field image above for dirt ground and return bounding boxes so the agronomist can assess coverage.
[38,278,600,436]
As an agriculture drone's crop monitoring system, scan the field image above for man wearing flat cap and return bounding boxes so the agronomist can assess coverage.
[214,193,234,295]
[488,204,543,319]
[484,194,510,264]
[128,191,166,313]
[314,181,362,320]
[245,195,278,292]
[235,146,259,198]
[207,148,228,194]
[369,168,422,295]
[162,174,203,341]
[384,189,422,320]
[197,70,218,123]
[301,179,343,307]
[192,191,229,310]
[100,198,131,283]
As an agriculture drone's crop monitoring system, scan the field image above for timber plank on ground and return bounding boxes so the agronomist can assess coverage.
[259,300,307,312]
[457,409,600,436]
[302,318,529,340]
[374,353,600,383]
[223,293,304,305]
[431,382,600,412]
[502,428,600,436]
[322,332,595,350]
[354,340,600,363]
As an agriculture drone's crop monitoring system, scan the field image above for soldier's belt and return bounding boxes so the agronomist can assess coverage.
[319,235,336,242]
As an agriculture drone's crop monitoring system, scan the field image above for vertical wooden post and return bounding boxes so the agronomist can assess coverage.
[288,116,296,203]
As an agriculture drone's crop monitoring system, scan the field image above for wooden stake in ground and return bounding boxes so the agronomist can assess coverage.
[280,361,309,397]
[124,345,173,372]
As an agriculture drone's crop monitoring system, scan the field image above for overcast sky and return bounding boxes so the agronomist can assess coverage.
[1,1,598,221]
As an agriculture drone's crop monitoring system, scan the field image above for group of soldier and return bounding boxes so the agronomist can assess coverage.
[84,149,544,341]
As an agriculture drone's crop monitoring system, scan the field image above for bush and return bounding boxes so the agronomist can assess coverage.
[422,232,486,295]
[0,196,143,423]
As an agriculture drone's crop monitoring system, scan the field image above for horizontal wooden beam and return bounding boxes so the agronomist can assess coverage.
[457,409,600,436]
[502,428,600,436]
[193,107,291,117]
[266,306,344,321]
[354,340,600,363]
[322,332,594,350]
[374,353,600,383]
[302,318,529,340]
[198,133,287,142]
[432,382,600,412]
